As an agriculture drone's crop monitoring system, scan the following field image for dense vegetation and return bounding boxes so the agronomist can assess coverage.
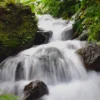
[74,0,100,43]
[35,0,79,18]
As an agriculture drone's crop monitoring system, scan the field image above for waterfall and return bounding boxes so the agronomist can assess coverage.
[0,14,100,100]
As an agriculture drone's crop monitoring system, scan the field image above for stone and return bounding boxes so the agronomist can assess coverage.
[33,30,52,45]
[15,62,25,81]
[62,28,73,40]
[77,44,100,71]
[24,80,49,100]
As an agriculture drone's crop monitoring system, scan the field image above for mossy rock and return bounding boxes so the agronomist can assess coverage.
[0,3,37,62]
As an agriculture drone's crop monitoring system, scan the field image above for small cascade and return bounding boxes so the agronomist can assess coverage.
[0,15,100,100]
[38,14,74,42]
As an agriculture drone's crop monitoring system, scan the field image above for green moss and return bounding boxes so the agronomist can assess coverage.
[0,3,37,62]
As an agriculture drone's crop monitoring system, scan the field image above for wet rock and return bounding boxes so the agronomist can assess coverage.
[24,80,49,100]
[62,28,73,40]
[15,62,25,81]
[77,44,100,71]
[33,30,52,45]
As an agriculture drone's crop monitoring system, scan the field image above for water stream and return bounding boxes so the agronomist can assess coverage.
[0,15,100,100]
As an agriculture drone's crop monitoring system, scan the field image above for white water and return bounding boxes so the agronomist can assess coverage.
[0,14,100,100]
[38,14,74,41]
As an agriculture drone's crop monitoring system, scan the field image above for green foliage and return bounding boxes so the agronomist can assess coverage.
[37,0,61,17]
[36,0,79,19]
[74,0,100,42]
[0,89,18,100]
[0,94,18,100]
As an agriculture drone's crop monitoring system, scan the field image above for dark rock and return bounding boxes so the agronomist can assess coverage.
[24,80,49,100]
[77,44,100,71]
[15,62,25,81]
[62,28,73,40]
[33,30,52,45]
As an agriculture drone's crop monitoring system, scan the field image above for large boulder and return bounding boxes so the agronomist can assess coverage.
[77,44,100,71]
[24,80,49,100]
[0,3,37,62]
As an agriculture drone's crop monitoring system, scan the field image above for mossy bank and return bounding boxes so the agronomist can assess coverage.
[0,3,37,62]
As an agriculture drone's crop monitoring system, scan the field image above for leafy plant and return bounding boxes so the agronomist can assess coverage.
[0,94,18,100]
[74,0,100,42]
[35,0,79,18]
[0,89,19,100]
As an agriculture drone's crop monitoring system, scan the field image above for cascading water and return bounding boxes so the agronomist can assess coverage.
[0,14,100,100]
[38,14,74,41]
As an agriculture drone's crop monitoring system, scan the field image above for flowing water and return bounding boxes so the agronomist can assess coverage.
[0,15,100,100]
